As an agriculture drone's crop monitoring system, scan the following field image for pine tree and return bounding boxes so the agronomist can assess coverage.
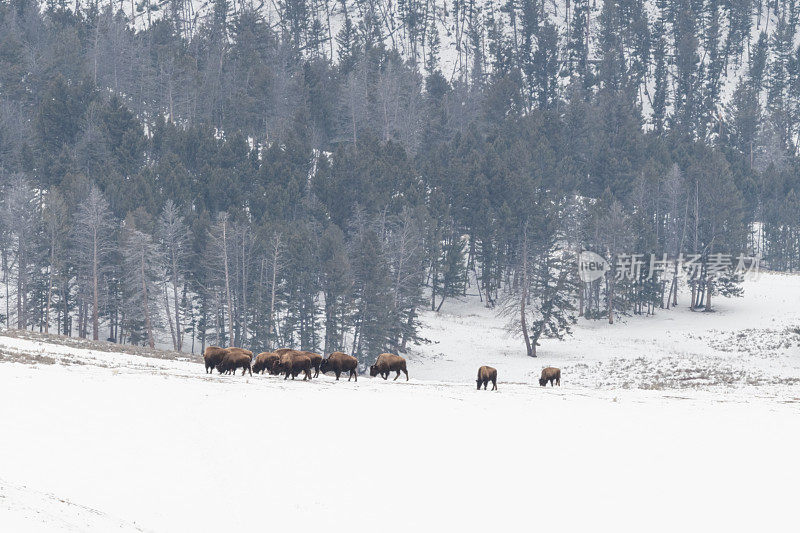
[567,0,591,89]
[651,13,669,133]
[348,214,394,361]
[0,174,38,330]
[320,223,352,355]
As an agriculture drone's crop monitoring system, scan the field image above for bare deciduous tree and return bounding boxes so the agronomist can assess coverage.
[157,200,191,351]
[74,186,115,341]
[122,226,161,348]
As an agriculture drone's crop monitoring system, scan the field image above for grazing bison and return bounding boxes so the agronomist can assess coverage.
[369,353,408,381]
[203,346,227,374]
[217,348,253,376]
[273,350,313,381]
[273,348,322,378]
[476,365,498,390]
[320,352,358,381]
[539,367,561,387]
[253,352,280,374]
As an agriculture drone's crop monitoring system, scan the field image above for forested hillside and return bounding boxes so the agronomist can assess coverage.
[1,0,799,359]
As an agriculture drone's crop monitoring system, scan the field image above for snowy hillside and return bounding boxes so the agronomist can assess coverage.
[410,271,800,394]
[1,272,798,531]
[121,0,790,120]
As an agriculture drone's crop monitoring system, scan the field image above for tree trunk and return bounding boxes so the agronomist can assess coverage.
[241,231,248,344]
[3,249,9,328]
[46,239,54,334]
[222,219,234,346]
[521,226,533,357]
[172,251,183,351]
[142,254,154,349]
[608,279,614,324]
[268,233,280,348]
[164,284,177,350]
[92,229,100,340]
[17,236,25,329]
[431,254,438,311]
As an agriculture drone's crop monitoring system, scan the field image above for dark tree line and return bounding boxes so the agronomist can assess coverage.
[0,0,797,359]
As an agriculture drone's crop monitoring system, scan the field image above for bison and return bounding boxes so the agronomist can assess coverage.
[253,351,280,374]
[302,351,323,378]
[369,353,408,381]
[217,348,253,376]
[273,350,313,381]
[476,365,497,390]
[320,352,358,381]
[273,348,321,378]
[203,346,227,374]
[539,367,561,387]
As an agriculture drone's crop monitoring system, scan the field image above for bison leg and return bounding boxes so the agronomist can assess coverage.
[335,370,341,380]
[403,368,409,381]
[492,379,497,391]
[314,365,319,378]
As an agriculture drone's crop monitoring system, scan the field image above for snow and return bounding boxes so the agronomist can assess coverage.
[411,272,800,396]
[1,273,799,531]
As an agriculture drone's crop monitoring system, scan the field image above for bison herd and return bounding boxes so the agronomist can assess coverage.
[204,346,365,382]
[203,345,562,391]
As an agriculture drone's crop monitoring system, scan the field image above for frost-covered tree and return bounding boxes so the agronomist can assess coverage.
[74,186,115,341]
[43,189,69,334]
[121,224,162,348]
[206,212,236,347]
[0,174,38,329]
[157,200,191,351]
[504,216,579,357]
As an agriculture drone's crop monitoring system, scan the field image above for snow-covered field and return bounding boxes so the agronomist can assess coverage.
[1,273,798,531]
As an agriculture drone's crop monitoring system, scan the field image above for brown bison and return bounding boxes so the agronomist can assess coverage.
[273,350,313,381]
[320,352,358,381]
[217,348,253,376]
[253,352,280,374]
[539,367,561,387]
[476,366,497,390]
[203,346,227,374]
[301,351,323,378]
[369,353,408,381]
[273,348,321,378]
